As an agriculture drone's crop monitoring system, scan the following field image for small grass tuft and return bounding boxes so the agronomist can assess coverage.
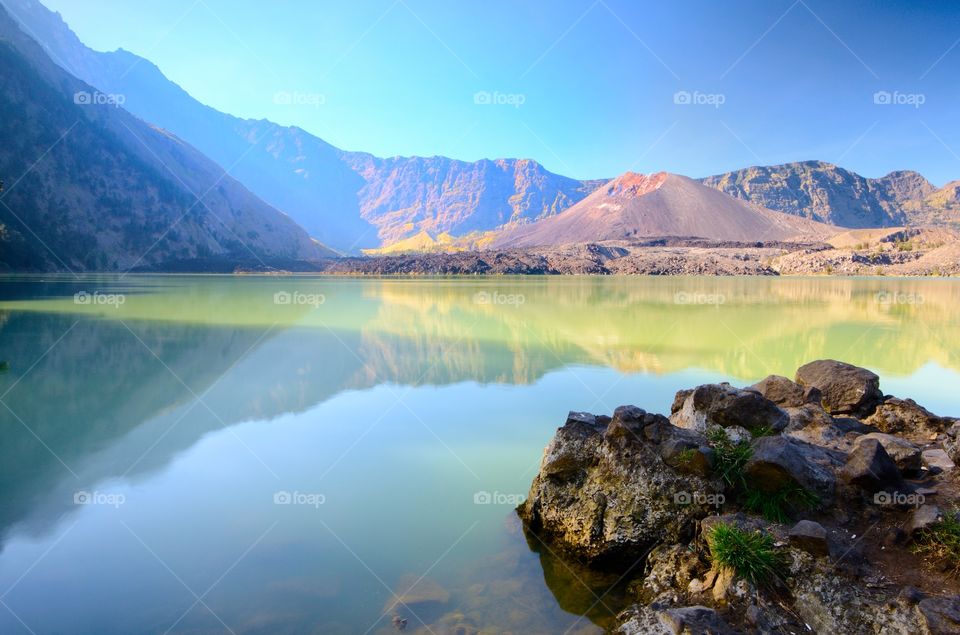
[706,428,752,490]
[742,483,820,523]
[707,523,786,587]
[913,509,960,576]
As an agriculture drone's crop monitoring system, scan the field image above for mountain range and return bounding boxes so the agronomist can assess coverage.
[0,0,959,271]
[492,172,834,247]
[699,161,959,228]
[0,4,328,271]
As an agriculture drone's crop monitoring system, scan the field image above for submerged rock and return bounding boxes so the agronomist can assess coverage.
[795,359,883,418]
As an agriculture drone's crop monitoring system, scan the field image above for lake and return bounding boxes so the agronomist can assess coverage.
[0,275,958,634]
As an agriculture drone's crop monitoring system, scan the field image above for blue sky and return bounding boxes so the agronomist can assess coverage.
[43,0,960,184]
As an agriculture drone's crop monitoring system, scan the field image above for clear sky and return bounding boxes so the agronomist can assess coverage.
[41,0,960,184]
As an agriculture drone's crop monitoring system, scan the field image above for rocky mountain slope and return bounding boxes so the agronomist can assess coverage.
[0,0,601,252]
[491,172,835,247]
[0,4,330,272]
[699,160,957,228]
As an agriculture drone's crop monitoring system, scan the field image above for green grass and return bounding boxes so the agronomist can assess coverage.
[674,448,698,466]
[913,509,960,576]
[706,427,818,522]
[706,428,752,490]
[707,523,786,586]
[742,483,820,523]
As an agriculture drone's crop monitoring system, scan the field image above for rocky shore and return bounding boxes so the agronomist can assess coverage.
[518,360,960,634]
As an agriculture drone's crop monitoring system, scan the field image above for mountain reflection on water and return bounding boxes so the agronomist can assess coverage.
[0,275,957,634]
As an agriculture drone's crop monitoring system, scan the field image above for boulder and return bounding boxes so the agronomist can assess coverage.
[840,439,903,493]
[922,448,956,473]
[788,520,830,557]
[750,374,820,408]
[865,397,955,438]
[384,575,450,613]
[519,411,723,563]
[670,383,789,434]
[917,596,960,635]
[742,436,838,501]
[786,417,873,454]
[909,505,942,536]
[852,433,922,473]
[795,359,883,418]
[659,606,737,635]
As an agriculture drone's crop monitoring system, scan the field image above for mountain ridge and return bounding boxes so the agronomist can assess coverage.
[491,172,835,248]
[0,3,330,271]
[0,0,601,252]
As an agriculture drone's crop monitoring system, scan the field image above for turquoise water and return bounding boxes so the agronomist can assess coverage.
[0,275,958,634]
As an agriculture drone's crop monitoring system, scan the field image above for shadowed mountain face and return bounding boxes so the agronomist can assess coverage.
[0,0,602,252]
[491,172,834,247]
[699,160,956,228]
[0,4,330,272]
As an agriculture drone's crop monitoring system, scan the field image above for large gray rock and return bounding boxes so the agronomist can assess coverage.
[909,505,942,536]
[795,360,883,418]
[750,374,821,408]
[853,433,922,473]
[840,438,902,493]
[788,520,830,557]
[519,410,723,563]
[866,396,956,439]
[917,596,960,634]
[743,436,838,502]
[670,383,789,434]
[659,606,737,635]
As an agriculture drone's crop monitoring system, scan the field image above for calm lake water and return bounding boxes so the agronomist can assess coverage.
[0,275,958,634]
